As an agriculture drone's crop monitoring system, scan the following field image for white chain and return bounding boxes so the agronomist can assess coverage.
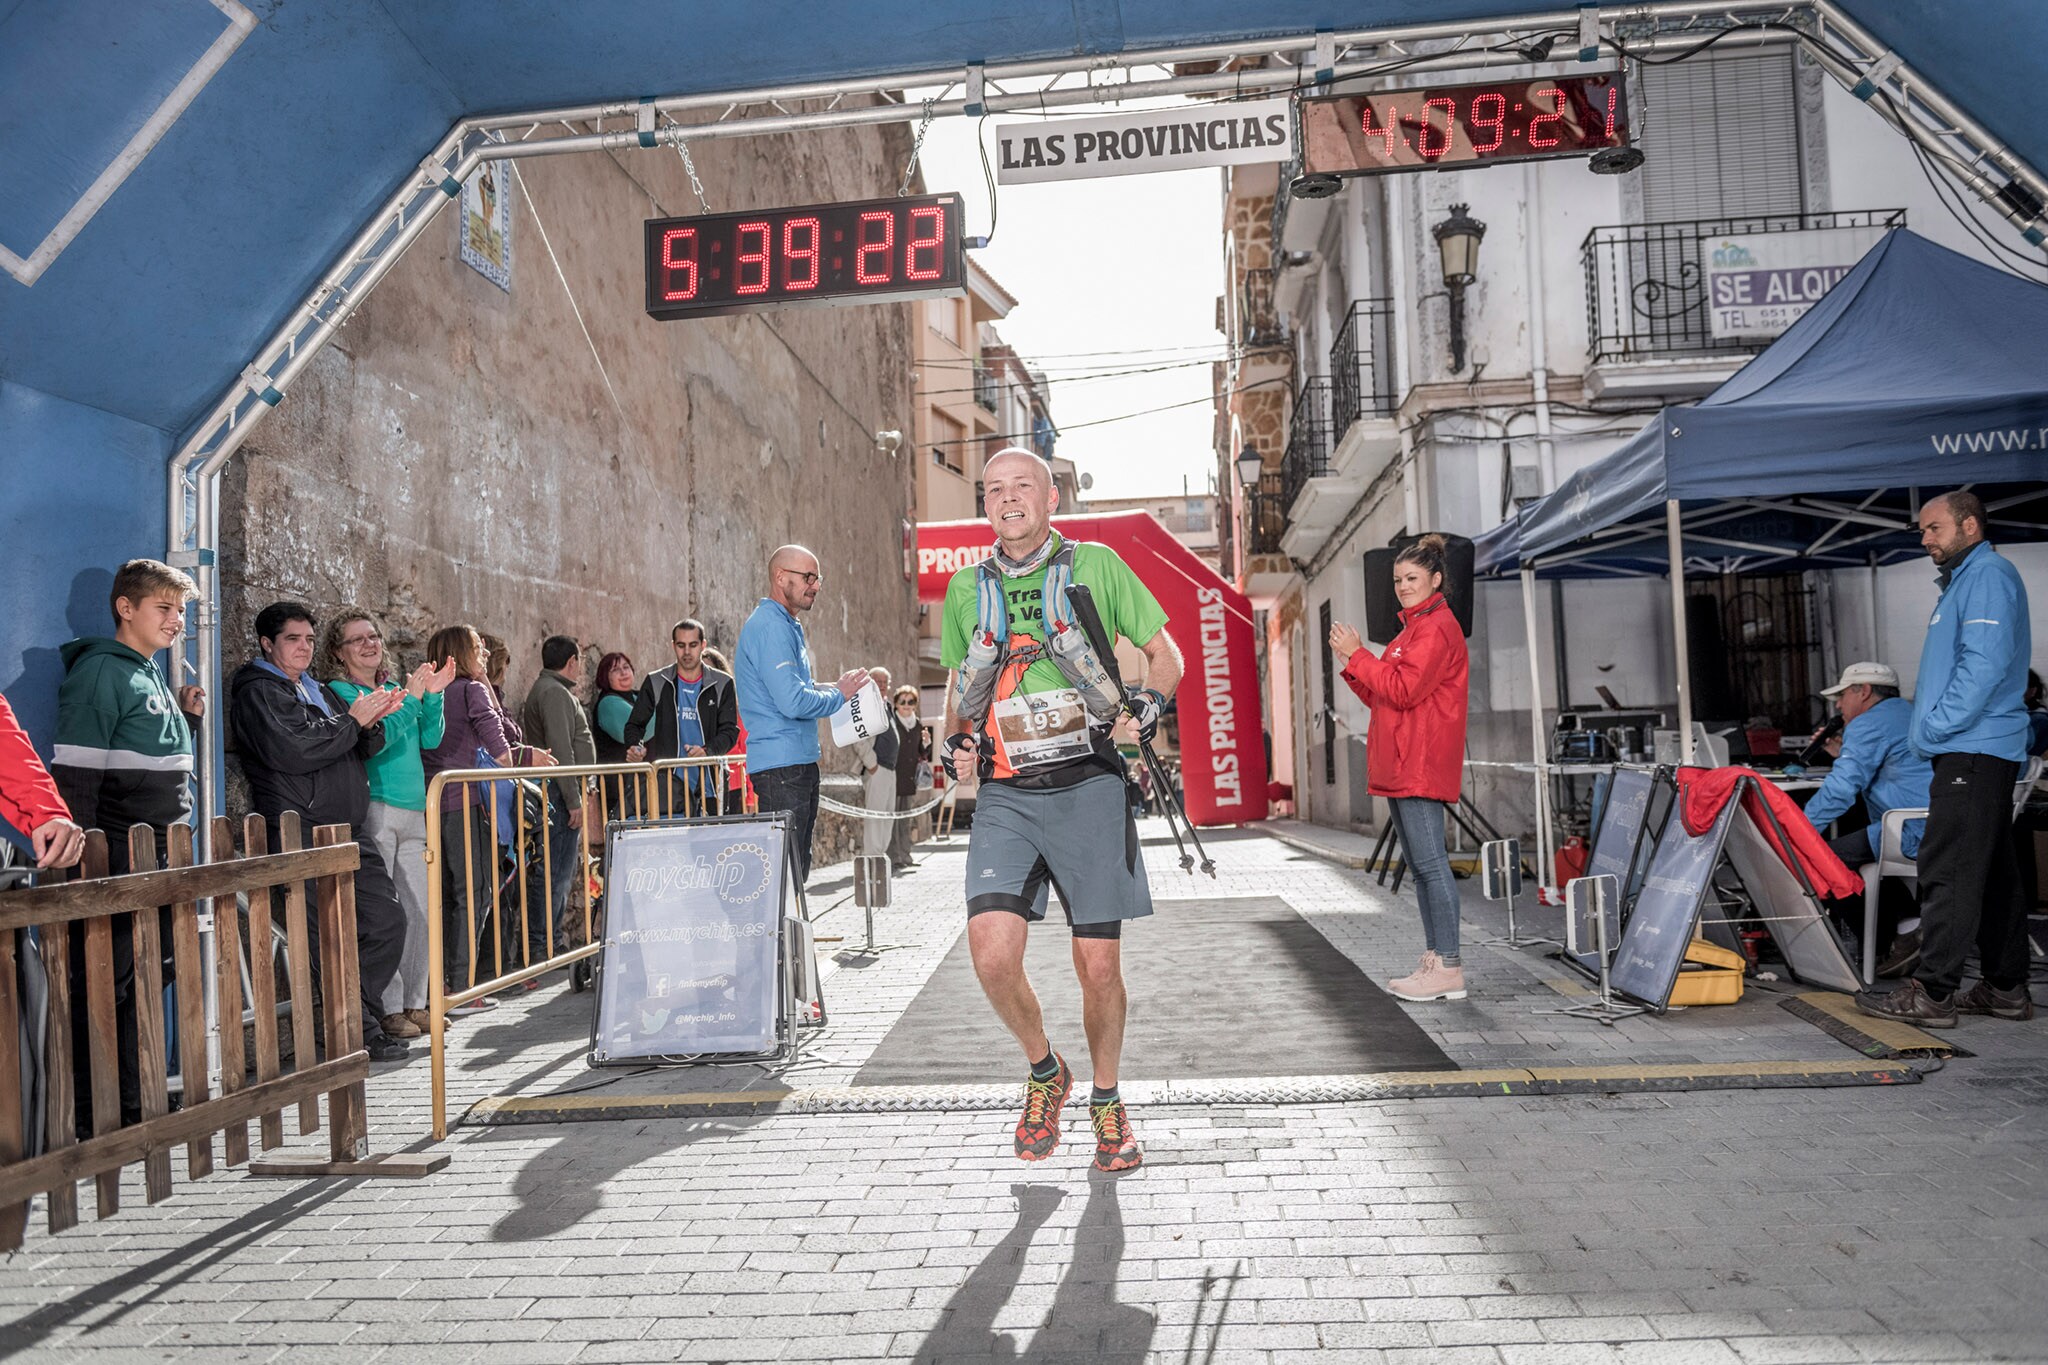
[669,125,712,212]
[896,98,938,197]
[818,788,949,820]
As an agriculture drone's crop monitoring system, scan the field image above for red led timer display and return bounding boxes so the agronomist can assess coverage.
[644,193,964,321]
[1299,73,1629,177]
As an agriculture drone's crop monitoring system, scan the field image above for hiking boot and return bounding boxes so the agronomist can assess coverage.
[1389,952,1435,993]
[380,1012,422,1040]
[1390,951,1467,1002]
[1855,978,1957,1029]
[1014,1054,1073,1161]
[1874,928,1922,979]
[1955,980,2036,1021]
[1090,1098,1143,1173]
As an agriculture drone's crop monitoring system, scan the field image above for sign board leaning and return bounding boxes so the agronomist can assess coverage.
[591,818,789,1062]
[994,98,1292,184]
[1706,224,1890,339]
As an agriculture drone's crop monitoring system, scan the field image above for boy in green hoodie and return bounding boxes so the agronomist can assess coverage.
[52,559,206,866]
[51,558,205,1134]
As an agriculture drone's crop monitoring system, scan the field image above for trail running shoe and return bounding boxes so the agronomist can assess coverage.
[1014,1053,1073,1161]
[1091,1097,1143,1173]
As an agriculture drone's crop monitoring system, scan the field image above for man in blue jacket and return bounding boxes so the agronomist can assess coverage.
[734,545,870,883]
[1802,662,1932,976]
[1860,491,2033,1028]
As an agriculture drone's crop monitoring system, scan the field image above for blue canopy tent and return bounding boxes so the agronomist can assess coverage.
[1476,227,2048,868]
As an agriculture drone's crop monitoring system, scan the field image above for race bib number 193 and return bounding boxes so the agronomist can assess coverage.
[992,689,1093,770]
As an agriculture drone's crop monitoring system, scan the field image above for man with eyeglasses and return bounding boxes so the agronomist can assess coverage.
[733,545,869,883]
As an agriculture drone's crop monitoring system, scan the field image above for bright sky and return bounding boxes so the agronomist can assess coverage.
[911,112,1229,503]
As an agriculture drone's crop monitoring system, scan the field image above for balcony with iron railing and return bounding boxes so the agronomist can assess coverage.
[1329,299,1397,433]
[1582,209,1905,396]
[1244,469,1289,558]
[972,363,1000,412]
[1278,377,1336,514]
[1239,267,1285,349]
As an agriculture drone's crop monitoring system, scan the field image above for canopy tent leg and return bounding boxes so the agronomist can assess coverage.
[1519,568,1556,890]
[1668,500,1696,767]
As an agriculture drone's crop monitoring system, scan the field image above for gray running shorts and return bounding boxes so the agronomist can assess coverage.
[965,771,1152,935]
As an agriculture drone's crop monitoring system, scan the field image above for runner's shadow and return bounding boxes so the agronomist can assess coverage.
[480,1112,763,1242]
[911,1171,1155,1364]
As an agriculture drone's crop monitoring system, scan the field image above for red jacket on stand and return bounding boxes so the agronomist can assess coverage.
[1676,765,1864,900]
[1340,592,1469,803]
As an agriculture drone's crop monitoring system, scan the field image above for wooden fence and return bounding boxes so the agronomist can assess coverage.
[0,813,442,1247]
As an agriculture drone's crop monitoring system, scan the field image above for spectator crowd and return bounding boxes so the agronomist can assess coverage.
[0,544,924,1135]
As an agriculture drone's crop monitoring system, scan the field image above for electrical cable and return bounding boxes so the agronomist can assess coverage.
[1605,20,1809,67]
[912,353,1246,396]
[975,112,999,247]
[1883,94,2048,280]
[923,375,1291,449]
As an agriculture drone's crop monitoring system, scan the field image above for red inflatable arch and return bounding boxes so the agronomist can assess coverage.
[915,512,1268,827]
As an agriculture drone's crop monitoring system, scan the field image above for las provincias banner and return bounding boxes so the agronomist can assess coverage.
[914,511,1268,828]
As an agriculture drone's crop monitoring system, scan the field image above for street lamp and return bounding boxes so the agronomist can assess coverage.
[1235,446,1264,488]
[1432,203,1486,373]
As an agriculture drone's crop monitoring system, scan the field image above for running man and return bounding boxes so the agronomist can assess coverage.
[941,447,1183,1173]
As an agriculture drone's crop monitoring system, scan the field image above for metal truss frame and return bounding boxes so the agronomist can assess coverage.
[166,0,2048,838]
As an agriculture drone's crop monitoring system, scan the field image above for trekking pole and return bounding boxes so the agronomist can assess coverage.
[1136,739,1194,872]
[1064,583,1217,878]
[1147,738,1215,875]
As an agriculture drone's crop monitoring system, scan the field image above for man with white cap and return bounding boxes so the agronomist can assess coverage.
[1802,662,1933,976]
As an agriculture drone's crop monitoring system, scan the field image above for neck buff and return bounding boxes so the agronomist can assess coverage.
[991,531,1058,579]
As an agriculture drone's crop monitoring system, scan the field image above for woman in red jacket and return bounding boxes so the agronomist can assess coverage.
[1329,535,1471,1002]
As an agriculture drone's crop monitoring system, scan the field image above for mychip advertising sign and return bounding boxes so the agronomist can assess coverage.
[591,818,790,1062]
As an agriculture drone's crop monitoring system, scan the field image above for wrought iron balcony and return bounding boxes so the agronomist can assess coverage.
[1239,267,1285,349]
[972,363,1000,412]
[1244,468,1289,557]
[1278,377,1337,512]
[1329,299,1397,432]
[1581,209,1906,364]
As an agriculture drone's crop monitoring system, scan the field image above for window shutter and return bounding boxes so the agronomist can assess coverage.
[1639,52,1803,222]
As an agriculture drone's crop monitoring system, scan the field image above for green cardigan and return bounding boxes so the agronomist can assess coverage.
[328,680,446,812]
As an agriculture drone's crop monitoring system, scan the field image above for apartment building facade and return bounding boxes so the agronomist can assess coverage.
[1216,40,2048,838]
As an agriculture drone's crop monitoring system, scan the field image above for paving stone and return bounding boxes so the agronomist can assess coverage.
[5,828,2048,1362]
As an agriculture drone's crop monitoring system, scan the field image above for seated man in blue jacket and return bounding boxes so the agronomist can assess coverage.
[1801,662,1932,976]
[1860,491,2034,1029]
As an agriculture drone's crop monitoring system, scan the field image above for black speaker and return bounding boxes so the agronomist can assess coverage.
[1363,534,1475,645]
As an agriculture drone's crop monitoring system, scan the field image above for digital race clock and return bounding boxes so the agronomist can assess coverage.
[644,192,965,321]
[1298,72,1630,177]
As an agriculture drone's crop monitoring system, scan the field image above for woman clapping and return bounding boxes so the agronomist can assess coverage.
[1329,535,1471,1003]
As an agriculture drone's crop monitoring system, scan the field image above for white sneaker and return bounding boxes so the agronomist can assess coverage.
[1390,952,1467,1002]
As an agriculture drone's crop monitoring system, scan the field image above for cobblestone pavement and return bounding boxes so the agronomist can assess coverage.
[4,822,2047,1363]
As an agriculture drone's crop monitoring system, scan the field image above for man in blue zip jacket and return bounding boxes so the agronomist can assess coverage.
[1801,662,1932,976]
[1859,491,2034,1028]
[734,544,870,884]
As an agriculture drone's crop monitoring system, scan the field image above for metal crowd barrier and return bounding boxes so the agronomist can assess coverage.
[423,755,743,1139]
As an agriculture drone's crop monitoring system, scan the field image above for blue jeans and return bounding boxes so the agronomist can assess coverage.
[1388,797,1461,966]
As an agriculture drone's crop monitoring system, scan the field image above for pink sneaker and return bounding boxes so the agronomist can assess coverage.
[1390,951,1467,1002]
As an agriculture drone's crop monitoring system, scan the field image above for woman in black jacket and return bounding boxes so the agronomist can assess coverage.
[888,685,931,872]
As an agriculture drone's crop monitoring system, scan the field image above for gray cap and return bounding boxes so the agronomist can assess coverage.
[1821,661,1899,696]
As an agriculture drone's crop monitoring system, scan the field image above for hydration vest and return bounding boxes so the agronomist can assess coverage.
[951,540,1125,777]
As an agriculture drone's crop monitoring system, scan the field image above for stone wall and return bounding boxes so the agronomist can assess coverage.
[218,114,925,865]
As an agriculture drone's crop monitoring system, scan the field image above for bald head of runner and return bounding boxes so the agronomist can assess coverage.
[982,447,1058,558]
[769,543,824,613]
